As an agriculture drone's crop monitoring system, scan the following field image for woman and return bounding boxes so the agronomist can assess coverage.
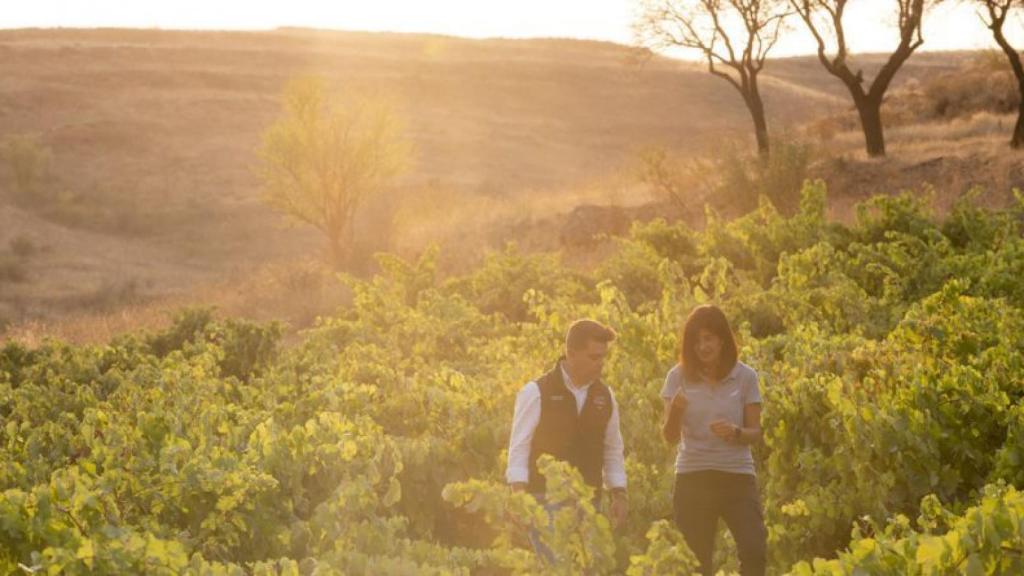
[661,304,766,576]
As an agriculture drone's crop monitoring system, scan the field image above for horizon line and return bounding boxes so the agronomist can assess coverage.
[0,25,998,60]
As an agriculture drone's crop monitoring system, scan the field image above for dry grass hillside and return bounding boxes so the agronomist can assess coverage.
[0,28,1017,341]
[807,52,1024,219]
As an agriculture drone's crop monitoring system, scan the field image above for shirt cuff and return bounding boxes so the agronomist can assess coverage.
[604,472,627,489]
[506,467,530,484]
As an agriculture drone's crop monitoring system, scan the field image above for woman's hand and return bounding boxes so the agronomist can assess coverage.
[710,420,739,442]
[662,393,688,444]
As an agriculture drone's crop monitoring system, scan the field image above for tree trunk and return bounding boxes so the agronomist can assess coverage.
[328,241,342,269]
[325,213,359,269]
[992,17,1024,150]
[1013,93,1024,149]
[855,95,886,158]
[327,231,349,269]
[746,76,771,159]
[799,0,923,159]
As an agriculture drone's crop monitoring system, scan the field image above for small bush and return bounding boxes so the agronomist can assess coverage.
[635,146,702,212]
[147,307,217,357]
[1,135,52,205]
[0,254,28,283]
[636,136,811,218]
[9,235,36,259]
[74,277,144,312]
[716,136,813,216]
[145,307,283,381]
[0,145,160,236]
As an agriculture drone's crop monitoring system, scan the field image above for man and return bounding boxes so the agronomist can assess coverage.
[506,319,628,539]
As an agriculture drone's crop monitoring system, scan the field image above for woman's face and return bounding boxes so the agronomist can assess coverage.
[695,328,723,370]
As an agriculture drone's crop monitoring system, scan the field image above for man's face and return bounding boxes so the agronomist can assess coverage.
[566,339,608,385]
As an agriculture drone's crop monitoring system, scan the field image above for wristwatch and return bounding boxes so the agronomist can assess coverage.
[732,425,742,441]
[610,487,627,499]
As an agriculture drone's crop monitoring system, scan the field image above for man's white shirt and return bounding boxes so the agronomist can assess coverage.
[505,362,627,489]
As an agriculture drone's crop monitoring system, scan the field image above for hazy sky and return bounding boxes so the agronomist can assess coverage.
[2,1,1019,57]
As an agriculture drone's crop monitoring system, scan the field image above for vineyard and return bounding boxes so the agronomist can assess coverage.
[1,182,1023,574]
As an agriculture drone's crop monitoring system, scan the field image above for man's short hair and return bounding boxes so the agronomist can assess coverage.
[565,319,617,352]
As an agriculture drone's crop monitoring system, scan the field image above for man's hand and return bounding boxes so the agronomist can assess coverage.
[609,489,628,530]
[710,420,739,442]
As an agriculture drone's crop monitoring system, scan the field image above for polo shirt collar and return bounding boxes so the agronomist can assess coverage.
[693,361,742,385]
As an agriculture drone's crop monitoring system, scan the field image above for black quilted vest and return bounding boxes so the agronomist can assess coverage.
[527,360,613,497]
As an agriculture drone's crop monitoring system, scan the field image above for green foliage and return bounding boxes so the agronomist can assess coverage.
[145,307,284,381]
[443,455,616,575]
[2,182,1023,574]
[791,484,1024,575]
[626,520,700,575]
[446,243,592,322]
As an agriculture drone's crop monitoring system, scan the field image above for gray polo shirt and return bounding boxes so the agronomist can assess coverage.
[660,361,762,476]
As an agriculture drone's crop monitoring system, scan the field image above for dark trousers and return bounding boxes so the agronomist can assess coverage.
[673,471,767,576]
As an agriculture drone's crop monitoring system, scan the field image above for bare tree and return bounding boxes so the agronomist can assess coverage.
[635,0,791,158]
[790,0,926,157]
[977,0,1024,148]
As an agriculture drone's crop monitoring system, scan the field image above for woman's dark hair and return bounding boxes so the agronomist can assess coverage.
[679,304,738,381]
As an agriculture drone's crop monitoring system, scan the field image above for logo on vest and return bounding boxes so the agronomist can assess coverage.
[550,395,566,401]
[592,396,608,407]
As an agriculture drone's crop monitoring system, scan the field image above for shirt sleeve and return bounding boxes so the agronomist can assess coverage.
[603,388,627,489]
[505,381,541,484]
[660,366,681,400]
[743,369,763,405]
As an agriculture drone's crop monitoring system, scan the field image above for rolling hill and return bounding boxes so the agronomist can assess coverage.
[0,27,975,327]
